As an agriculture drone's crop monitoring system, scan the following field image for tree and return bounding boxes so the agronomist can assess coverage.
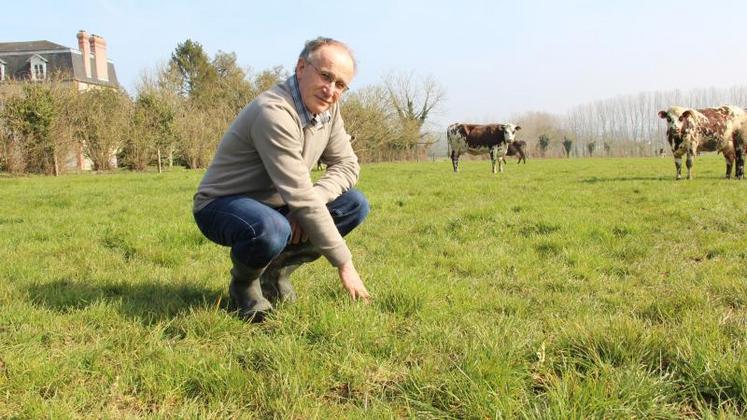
[586,140,596,157]
[340,86,398,162]
[2,84,56,174]
[383,72,446,158]
[167,39,218,105]
[73,88,132,170]
[1,81,77,175]
[123,89,175,171]
[173,102,230,169]
[210,50,254,113]
[514,111,564,157]
[538,134,550,157]
[250,65,289,97]
[562,137,573,158]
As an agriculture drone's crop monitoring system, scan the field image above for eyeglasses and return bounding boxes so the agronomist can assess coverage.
[305,60,349,93]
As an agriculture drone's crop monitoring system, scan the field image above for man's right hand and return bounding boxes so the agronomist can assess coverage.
[338,260,370,303]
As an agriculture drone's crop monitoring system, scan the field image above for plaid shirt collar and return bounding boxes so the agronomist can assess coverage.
[289,75,331,129]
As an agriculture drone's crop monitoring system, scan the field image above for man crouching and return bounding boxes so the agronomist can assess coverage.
[193,37,370,322]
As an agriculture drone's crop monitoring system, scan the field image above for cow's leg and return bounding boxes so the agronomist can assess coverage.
[489,147,497,174]
[673,157,682,180]
[735,133,745,179]
[495,146,506,173]
[736,132,746,179]
[450,150,459,172]
[685,152,694,180]
[723,146,735,179]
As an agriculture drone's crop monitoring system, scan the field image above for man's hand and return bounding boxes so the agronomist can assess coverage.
[338,260,370,303]
[289,219,308,244]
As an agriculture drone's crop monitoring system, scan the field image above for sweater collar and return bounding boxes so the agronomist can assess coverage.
[288,75,331,129]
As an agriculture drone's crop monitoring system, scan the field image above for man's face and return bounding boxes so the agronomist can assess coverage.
[296,45,354,115]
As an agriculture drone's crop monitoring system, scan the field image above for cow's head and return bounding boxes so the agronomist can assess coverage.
[502,124,521,143]
[658,107,687,151]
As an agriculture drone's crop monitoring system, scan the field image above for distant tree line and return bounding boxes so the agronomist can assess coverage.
[6,37,744,174]
[0,39,445,175]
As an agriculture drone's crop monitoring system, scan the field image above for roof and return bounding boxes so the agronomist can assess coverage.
[0,39,118,88]
[0,40,68,53]
[26,54,48,63]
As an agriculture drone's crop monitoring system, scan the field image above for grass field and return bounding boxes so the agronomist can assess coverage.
[1,154,746,418]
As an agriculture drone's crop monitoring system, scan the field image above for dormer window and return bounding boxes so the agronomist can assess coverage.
[27,54,48,80]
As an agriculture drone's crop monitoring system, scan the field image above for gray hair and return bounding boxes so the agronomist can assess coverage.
[299,37,357,72]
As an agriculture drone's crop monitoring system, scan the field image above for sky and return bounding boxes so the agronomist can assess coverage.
[4,0,747,129]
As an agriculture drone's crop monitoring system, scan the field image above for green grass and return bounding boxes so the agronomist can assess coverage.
[1,154,746,417]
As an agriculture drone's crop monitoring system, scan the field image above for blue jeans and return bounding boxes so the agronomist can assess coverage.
[194,189,369,269]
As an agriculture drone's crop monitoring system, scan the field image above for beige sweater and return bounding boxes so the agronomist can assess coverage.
[194,78,360,267]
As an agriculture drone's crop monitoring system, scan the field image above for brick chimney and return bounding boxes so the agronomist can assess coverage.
[89,34,108,82]
[76,30,91,78]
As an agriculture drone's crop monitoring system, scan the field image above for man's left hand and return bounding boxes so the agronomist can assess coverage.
[289,219,309,244]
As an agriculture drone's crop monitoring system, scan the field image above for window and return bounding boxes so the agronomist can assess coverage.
[33,63,45,80]
[27,55,47,81]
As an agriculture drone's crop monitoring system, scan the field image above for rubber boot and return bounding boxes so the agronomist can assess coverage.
[261,243,322,304]
[229,254,273,322]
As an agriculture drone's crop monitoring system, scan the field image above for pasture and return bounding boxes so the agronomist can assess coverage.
[1,155,746,417]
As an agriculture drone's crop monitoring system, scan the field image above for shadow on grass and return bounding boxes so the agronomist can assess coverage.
[25,278,226,324]
[580,175,675,183]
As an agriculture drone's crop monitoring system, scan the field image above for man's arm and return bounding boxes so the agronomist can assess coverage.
[252,102,369,302]
[313,106,360,203]
[251,102,352,267]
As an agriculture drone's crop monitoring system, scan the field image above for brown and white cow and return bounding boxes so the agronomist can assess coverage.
[658,105,745,179]
[447,123,521,173]
[499,140,528,165]
[678,105,747,179]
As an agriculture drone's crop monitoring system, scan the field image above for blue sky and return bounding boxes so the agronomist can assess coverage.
[4,0,747,128]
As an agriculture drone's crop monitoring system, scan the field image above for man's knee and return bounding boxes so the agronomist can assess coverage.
[233,214,291,267]
[329,189,369,236]
[335,189,369,219]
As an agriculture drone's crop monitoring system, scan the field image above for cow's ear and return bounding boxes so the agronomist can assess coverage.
[515,125,522,131]
[658,110,667,119]
[680,110,693,121]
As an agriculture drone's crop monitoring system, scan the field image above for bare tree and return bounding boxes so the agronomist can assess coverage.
[383,71,446,158]
[341,85,397,162]
[173,101,230,169]
[384,71,445,127]
[513,111,564,157]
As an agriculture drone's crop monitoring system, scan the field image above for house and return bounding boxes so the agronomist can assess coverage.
[0,30,119,90]
[0,31,120,171]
